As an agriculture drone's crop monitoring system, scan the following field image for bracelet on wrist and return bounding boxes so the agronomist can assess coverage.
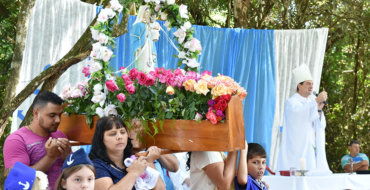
[318,110,322,112]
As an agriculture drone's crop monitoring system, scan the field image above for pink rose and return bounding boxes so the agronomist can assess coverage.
[137,72,148,85]
[206,111,217,124]
[117,93,126,102]
[129,68,139,81]
[126,84,135,94]
[106,80,119,92]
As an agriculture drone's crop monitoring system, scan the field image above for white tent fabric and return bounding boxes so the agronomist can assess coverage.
[11,0,96,132]
[269,28,329,171]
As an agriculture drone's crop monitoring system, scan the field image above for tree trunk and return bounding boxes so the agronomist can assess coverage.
[225,0,232,28]
[233,0,249,28]
[4,0,36,110]
[1,0,36,133]
[351,35,361,139]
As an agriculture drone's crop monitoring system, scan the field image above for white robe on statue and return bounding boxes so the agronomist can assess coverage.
[276,93,331,174]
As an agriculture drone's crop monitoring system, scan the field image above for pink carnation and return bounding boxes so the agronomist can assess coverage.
[137,72,148,85]
[185,71,198,81]
[129,68,139,81]
[201,70,212,77]
[106,80,119,92]
[126,84,135,94]
[117,93,126,102]
[122,74,130,81]
[145,75,156,86]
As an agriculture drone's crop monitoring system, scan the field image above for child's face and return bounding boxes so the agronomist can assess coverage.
[247,155,266,181]
[62,166,95,190]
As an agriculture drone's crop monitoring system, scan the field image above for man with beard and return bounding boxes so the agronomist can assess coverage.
[3,91,71,189]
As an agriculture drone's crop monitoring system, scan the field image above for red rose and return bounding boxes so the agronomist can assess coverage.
[222,94,231,101]
[219,99,228,111]
[213,102,223,111]
[215,99,228,111]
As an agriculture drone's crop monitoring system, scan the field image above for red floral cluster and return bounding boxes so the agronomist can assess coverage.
[206,94,232,124]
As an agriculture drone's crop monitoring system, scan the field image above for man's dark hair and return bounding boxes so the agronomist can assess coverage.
[349,140,360,146]
[296,81,304,92]
[247,143,267,160]
[89,116,133,168]
[32,91,63,109]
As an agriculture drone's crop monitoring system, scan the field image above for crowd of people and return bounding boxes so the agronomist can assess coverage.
[3,63,369,190]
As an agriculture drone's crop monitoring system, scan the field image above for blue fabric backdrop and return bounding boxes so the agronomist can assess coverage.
[109,16,276,157]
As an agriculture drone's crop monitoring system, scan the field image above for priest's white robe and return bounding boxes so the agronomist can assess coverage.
[276,93,331,174]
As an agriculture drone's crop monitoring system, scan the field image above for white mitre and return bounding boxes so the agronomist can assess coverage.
[292,64,313,87]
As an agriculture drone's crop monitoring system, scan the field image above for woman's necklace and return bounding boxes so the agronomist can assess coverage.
[110,164,126,173]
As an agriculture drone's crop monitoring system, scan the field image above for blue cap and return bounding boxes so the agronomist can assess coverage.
[5,162,36,190]
[62,148,93,170]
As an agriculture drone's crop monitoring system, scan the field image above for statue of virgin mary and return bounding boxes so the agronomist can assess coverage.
[130,5,157,73]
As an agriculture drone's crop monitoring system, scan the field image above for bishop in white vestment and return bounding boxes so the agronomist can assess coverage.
[276,64,331,175]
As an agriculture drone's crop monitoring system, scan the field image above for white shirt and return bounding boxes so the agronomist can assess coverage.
[190,151,223,190]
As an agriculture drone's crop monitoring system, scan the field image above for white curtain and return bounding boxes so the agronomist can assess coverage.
[269,28,329,171]
[11,0,96,132]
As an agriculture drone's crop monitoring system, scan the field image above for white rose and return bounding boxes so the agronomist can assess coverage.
[178,51,187,59]
[181,21,192,31]
[96,107,105,117]
[90,28,100,41]
[104,8,116,19]
[97,10,109,23]
[91,93,106,107]
[179,4,189,19]
[104,104,118,116]
[186,58,200,68]
[173,28,186,44]
[61,85,72,99]
[184,38,202,52]
[167,0,175,5]
[93,83,103,92]
[90,61,102,73]
[145,0,150,2]
[90,42,102,59]
[70,88,83,98]
[110,0,123,12]
[100,46,114,62]
[160,12,168,20]
[98,33,109,45]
